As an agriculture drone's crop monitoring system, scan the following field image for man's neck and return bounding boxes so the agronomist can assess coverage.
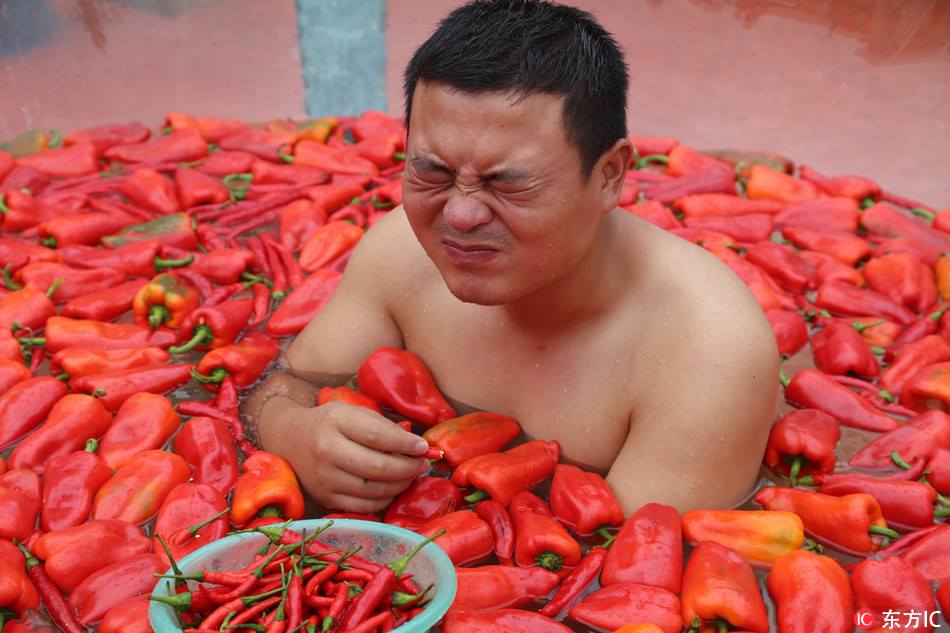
[500,210,635,336]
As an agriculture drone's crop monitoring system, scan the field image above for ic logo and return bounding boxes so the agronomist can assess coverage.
[854,608,874,630]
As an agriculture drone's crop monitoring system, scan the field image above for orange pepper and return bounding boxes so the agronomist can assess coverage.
[899,361,950,413]
[298,220,364,272]
[422,412,521,466]
[132,272,200,329]
[746,164,822,203]
[936,255,950,301]
[681,510,805,568]
[230,451,305,527]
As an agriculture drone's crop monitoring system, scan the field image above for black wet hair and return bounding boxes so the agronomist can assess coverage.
[404,0,629,177]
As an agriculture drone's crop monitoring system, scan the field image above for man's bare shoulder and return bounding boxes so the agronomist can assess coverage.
[348,207,433,296]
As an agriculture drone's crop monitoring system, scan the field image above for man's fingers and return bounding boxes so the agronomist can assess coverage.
[340,411,429,456]
[333,469,415,501]
[337,437,427,483]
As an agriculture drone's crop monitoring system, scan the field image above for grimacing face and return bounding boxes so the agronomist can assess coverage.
[403,82,610,306]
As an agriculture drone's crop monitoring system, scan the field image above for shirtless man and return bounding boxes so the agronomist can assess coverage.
[245,0,779,515]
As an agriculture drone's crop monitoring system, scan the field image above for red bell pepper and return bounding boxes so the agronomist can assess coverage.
[278,199,328,251]
[783,226,871,268]
[567,583,682,633]
[354,132,405,169]
[900,361,950,412]
[71,364,193,412]
[880,335,950,396]
[0,469,41,541]
[183,248,255,284]
[133,272,200,329]
[746,164,821,203]
[0,376,69,450]
[442,609,571,633]
[450,565,559,612]
[680,540,769,632]
[265,268,342,335]
[44,316,177,352]
[31,518,150,592]
[0,286,57,332]
[774,197,860,233]
[98,594,151,633]
[622,200,681,230]
[293,140,379,175]
[767,550,854,633]
[251,159,329,187]
[746,241,816,293]
[191,333,279,390]
[799,250,864,287]
[897,524,950,581]
[754,486,898,555]
[0,359,31,394]
[548,464,623,536]
[784,369,899,432]
[298,220,364,272]
[67,553,167,626]
[798,164,880,200]
[643,164,735,204]
[862,202,950,253]
[119,167,180,214]
[765,309,809,357]
[383,476,464,531]
[925,447,950,494]
[13,263,126,304]
[715,249,797,311]
[681,509,805,570]
[0,165,49,196]
[174,167,228,208]
[416,509,494,566]
[509,490,581,572]
[101,212,197,251]
[170,298,253,354]
[2,190,80,232]
[59,279,149,321]
[230,451,305,526]
[0,237,59,267]
[682,213,773,242]
[764,408,840,484]
[40,439,112,532]
[97,392,181,470]
[818,472,937,531]
[886,306,950,361]
[356,346,456,427]
[165,112,249,142]
[673,192,783,218]
[851,556,935,633]
[172,416,239,495]
[599,502,682,593]
[51,346,167,380]
[103,129,208,164]
[421,412,521,466]
[0,538,39,616]
[218,128,296,161]
[6,393,112,475]
[16,143,98,178]
[849,410,950,469]
[64,122,150,154]
[811,321,880,376]
[38,210,138,248]
[92,449,190,524]
[863,252,937,313]
[58,242,172,276]
[151,482,229,567]
[452,440,560,506]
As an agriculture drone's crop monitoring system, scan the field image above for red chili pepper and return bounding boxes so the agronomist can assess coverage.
[264,269,342,335]
[548,464,624,536]
[152,483,229,567]
[192,333,279,390]
[64,122,150,154]
[172,416,240,495]
[567,582,682,633]
[422,412,521,466]
[72,364,193,412]
[539,541,612,619]
[0,165,49,196]
[452,440,560,506]
[764,409,841,485]
[0,469,41,541]
[774,197,861,233]
[59,241,175,276]
[416,509,494,566]
[87,195,157,221]
[383,476,463,531]
[11,540,84,633]
[600,502,682,593]
[31,518,150,592]
[784,369,900,432]
[767,550,854,633]
[472,499,514,565]
[714,249,797,312]
[261,235,288,298]
[251,159,328,187]
[7,393,112,474]
[886,306,949,361]
[863,252,937,313]
[0,236,60,268]
[811,321,880,377]
[442,609,570,632]
[97,392,181,470]
[44,316,177,352]
[765,309,809,357]
[104,129,208,164]
[0,376,69,450]
[40,439,111,532]
[871,235,942,267]
[451,565,560,612]
[754,486,898,555]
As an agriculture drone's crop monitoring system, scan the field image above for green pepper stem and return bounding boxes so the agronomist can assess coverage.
[891,451,912,470]
[393,151,406,161]
[168,325,213,354]
[17,337,46,346]
[84,438,98,453]
[46,277,63,298]
[277,145,295,163]
[55,372,69,381]
[635,154,670,169]
[187,508,230,535]
[877,389,896,403]
[148,592,193,611]
[41,237,57,248]
[154,255,194,270]
[464,489,489,503]
[46,129,61,148]
[535,551,564,572]
[911,207,936,222]
[868,525,900,540]
[154,534,186,581]
[2,265,22,291]
[257,504,284,519]
[148,304,170,329]
[596,527,617,549]
[851,319,884,333]
[190,367,229,385]
[0,193,8,214]
[788,455,803,488]
[389,528,446,577]
[779,370,791,388]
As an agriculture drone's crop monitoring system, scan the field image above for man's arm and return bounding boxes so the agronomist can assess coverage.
[606,313,780,514]
[243,209,432,512]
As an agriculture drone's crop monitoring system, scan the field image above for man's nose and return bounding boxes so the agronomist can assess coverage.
[442,186,493,233]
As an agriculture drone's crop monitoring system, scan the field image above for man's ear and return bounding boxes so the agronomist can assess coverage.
[597,138,634,212]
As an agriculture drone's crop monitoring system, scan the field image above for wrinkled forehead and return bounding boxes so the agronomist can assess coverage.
[407,81,575,173]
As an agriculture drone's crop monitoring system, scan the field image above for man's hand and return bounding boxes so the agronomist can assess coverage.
[261,397,431,513]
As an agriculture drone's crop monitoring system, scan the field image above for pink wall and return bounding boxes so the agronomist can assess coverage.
[386,0,950,207]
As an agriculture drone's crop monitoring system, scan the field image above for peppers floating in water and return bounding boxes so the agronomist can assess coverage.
[133,272,201,330]
[230,451,305,527]
[357,346,456,427]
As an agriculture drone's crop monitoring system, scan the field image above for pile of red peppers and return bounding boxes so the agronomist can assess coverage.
[0,115,948,632]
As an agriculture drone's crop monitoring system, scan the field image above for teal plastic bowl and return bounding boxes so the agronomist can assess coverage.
[150,518,457,633]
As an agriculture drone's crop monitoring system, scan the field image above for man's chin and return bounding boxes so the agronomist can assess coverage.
[443,275,513,306]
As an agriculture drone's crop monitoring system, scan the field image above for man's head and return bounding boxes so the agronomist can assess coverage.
[402,0,632,306]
